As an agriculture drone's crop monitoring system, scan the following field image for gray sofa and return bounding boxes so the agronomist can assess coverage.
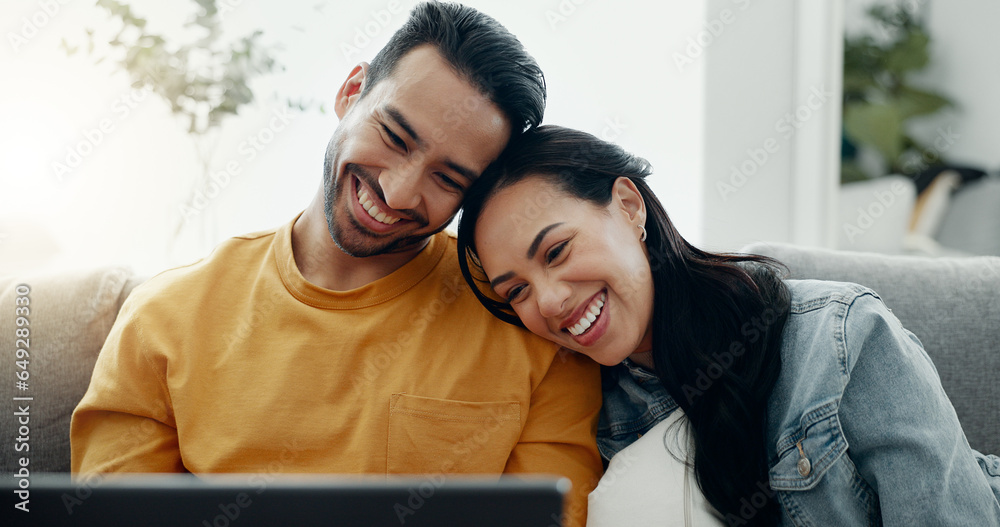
[2,243,998,475]
[1,266,144,474]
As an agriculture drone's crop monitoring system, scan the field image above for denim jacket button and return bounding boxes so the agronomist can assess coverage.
[797,456,812,477]
[795,439,811,477]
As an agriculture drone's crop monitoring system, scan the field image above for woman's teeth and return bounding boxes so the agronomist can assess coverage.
[568,292,607,336]
[356,187,400,225]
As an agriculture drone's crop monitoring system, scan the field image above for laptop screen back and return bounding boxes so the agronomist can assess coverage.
[2,473,568,527]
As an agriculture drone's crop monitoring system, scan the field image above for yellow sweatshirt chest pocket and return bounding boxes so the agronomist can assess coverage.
[387,394,522,475]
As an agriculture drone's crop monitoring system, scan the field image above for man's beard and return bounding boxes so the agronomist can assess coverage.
[321,143,446,258]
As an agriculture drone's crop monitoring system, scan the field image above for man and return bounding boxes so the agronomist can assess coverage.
[71,2,602,525]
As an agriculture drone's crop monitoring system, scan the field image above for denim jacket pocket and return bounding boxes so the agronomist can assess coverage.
[768,404,883,525]
[387,394,521,475]
[769,401,847,491]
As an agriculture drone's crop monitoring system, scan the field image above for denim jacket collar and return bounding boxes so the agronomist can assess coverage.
[597,358,678,460]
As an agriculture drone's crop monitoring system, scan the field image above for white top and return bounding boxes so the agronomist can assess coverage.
[587,410,725,527]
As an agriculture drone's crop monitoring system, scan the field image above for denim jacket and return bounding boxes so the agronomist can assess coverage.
[598,279,1000,526]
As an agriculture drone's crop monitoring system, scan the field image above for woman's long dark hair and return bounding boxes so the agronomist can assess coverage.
[457,126,791,525]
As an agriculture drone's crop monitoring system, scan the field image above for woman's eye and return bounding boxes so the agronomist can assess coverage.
[506,285,526,302]
[545,241,568,264]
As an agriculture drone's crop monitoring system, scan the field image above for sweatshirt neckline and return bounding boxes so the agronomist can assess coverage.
[275,213,447,310]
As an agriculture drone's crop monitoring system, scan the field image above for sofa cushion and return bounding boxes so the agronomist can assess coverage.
[936,175,1000,256]
[741,242,1000,456]
[1,267,144,473]
[837,175,916,253]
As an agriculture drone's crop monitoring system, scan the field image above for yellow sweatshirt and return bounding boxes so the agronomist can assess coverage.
[71,215,602,525]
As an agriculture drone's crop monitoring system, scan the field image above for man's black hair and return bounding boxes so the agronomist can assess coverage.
[362,1,546,134]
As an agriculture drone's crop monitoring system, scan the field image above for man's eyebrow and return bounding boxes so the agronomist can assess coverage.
[527,223,563,259]
[385,106,423,147]
[445,160,478,183]
[489,271,515,290]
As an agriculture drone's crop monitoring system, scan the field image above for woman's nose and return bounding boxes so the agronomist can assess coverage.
[536,281,570,319]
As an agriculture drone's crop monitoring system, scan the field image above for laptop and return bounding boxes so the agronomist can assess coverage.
[2,473,568,527]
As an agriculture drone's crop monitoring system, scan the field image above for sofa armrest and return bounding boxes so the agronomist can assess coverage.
[1,267,144,473]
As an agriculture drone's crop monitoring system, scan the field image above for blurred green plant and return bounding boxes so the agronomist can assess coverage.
[67,0,284,135]
[841,2,952,183]
[63,0,296,247]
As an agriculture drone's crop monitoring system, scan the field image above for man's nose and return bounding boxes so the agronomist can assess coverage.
[379,162,422,211]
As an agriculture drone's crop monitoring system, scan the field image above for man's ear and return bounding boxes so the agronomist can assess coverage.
[612,177,646,228]
[335,63,369,119]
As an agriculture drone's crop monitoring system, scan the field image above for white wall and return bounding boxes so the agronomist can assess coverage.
[700,0,843,251]
[3,1,994,276]
[0,0,708,276]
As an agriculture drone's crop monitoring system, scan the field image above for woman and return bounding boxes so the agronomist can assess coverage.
[457,125,1000,526]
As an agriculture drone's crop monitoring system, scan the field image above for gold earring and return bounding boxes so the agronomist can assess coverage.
[639,224,647,242]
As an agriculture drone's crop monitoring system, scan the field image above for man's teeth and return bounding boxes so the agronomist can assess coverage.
[568,292,607,336]
[356,187,400,225]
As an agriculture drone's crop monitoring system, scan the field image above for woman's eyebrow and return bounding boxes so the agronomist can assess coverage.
[488,222,564,290]
[490,272,515,289]
[527,223,563,258]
